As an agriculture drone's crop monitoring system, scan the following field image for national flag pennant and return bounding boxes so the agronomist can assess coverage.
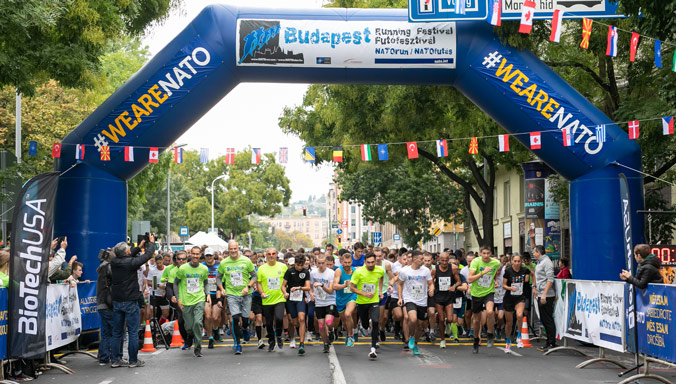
[100,145,111,161]
[28,141,37,156]
[519,0,536,34]
[629,32,639,62]
[580,18,592,49]
[550,9,563,43]
[468,137,479,154]
[200,148,209,164]
[407,142,419,159]
[278,147,288,164]
[530,132,541,150]
[655,40,662,68]
[52,143,61,158]
[174,147,183,164]
[149,147,159,163]
[361,144,372,161]
[305,147,316,163]
[124,146,134,162]
[332,147,343,163]
[606,25,618,57]
[498,134,509,152]
[251,148,262,164]
[628,120,640,139]
[378,144,389,161]
[436,139,448,157]
[595,124,606,143]
[225,148,236,164]
[455,0,466,15]
[487,0,501,26]
[75,144,85,160]
[663,116,674,136]
[562,128,573,147]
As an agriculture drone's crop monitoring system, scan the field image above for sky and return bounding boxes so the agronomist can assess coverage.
[142,0,333,202]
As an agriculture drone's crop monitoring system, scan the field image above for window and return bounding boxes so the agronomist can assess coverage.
[363,219,368,226]
[314,221,319,227]
[351,206,356,214]
[350,232,356,240]
[504,180,510,217]
[351,219,356,226]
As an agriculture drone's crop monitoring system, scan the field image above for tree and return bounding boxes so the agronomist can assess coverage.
[186,196,211,233]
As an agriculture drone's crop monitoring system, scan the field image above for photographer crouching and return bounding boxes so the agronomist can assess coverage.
[110,233,156,368]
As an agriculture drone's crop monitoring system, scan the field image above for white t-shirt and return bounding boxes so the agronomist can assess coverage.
[494,267,506,304]
[138,264,148,294]
[398,265,432,307]
[390,261,402,299]
[310,268,336,307]
[460,266,471,299]
[146,266,166,297]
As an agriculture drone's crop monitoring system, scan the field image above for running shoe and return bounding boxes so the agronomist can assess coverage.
[353,333,359,343]
[346,337,355,347]
[487,334,495,348]
[290,340,297,349]
[472,338,480,354]
[445,323,452,337]
[413,346,420,355]
[517,339,524,349]
[323,343,330,353]
[235,345,242,355]
[258,339,265,349]
[504,342,511,353]
[243,330,251,342]
[208,338,215,349]
[328,331,335,344]
[379,330,386,342]
[268,339,276,352]
[111,360,128,368]
[298,345,305,355]
[408,337,415,350]
[194,349,203,358]
[128,359,145,368]
[277,337,284,349]
[369,347,377,359]
[375,342,380,349]
[440,340,446,349]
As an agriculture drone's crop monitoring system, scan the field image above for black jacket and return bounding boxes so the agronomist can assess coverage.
[110,243,155,302]
[626,254,663,289]
[96,260,113,310]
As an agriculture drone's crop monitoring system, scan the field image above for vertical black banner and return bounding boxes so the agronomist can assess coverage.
[619,173,637,354]
[8,172,60,358]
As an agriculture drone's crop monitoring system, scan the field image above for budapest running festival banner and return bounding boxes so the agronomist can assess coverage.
[46,285,82,351]
[237,19,456,68]
[9,172,60,358]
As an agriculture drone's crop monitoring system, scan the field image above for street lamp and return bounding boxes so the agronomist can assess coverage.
[167,143,187,250]
[211,174,227,234]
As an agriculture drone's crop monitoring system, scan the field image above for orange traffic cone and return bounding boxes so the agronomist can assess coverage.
[520,317,533,348]
[140,321,157,352]
[170,320,184,348]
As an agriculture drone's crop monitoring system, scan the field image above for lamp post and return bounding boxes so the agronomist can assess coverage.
[167,143,187,249]
[211,174,227,234]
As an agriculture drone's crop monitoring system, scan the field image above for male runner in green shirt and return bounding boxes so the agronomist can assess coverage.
[173,246,209,357]
[351,253,384,359]
[467,245,501,354]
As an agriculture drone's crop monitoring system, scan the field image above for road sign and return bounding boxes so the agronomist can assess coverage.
[394,233,401,241]
[337,229,343,235]
[372,232,382,244]
[499,0,625,20]
[432,227,441,237]
[179,226,189,237]
[332,223,339,229]
[409,0,488,22]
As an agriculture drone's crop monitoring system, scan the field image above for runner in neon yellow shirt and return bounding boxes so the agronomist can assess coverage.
[350,253,384,359]
[467,246,501,354]
[256,248,288,351]
[173,247,209,357]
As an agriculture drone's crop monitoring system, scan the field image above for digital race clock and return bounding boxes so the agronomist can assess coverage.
[649,245,676,266]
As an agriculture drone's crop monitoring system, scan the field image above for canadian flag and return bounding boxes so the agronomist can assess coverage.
[519,0,536,34]
[530,131,541,149]
[149,147,159,163]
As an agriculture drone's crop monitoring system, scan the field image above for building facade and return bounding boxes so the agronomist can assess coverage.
[263,216,329,247]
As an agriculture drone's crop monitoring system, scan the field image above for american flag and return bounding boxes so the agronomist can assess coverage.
[199,148,209,164]
[279,147,288,164]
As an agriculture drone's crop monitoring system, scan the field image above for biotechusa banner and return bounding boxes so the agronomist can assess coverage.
[9,172,60,359]
[84,37,221,152]
[45,285,81,351]
[475,49,607,157]
[236,19,456,68]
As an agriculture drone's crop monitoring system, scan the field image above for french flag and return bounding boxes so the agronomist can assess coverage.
[562,128,573,147]
[252,148,261,164]
[663,116,674,135]
[124,146,134,162]
[498,134,509,152]
[487,0,501,26]
[436,139,448,157]
[75,144,85,160]
[606,25,618,57]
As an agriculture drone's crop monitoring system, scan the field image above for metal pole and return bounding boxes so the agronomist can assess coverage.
[166,169,170,249]
[15,92,21,164]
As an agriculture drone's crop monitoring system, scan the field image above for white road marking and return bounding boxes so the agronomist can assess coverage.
[328,345,347,384]
[151,349,165,355]
[99,379,114,384]
[496,347,523,357]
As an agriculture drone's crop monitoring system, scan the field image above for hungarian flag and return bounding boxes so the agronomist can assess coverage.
[361,144,372,161]
[174,147,183,164]
[628,120,640,139]
[75,144,85,160]
[100,145,111,161]
[629,32,639,62]
[124,146,134,162]
[530,132,541,150]
[519,0,535,34]
[305,147,315,164]
[606,25,618,57]
[580,18,592,49]
[407,142,419,159]
[550,9,563,43]
[663,117,674,135]
[251,148,261,164]
[52,143,61,158]
[498,134,509,152]
[562,128,573,147]
[487,0,501,26]
[225,148,235,164]
[468,137,479,154]
[333,147,343,163]
[436,139,448,157]
[149,147,159,163]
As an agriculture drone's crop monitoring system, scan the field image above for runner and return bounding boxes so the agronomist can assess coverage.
[310,255,336,353]
[350,252,384,359]
[173,246,210,357]
[397,250,433,355]
[467,246,501,354]
[423,252,437,341]
[257,247,288,352]
[165,251,189,348]
[449,257,469,342]
[252,257,266,349]
[146,253,170,325]
[387,251,409,347]
[351,242,366,267]
[459,252,476,337]
[202,251,221,348]
[281,254,311,355]
[333,249,357,347]
[502,253,530,352]
[217,240,256,355]
[432,251,461,348]
[375,247,394,343]
[493,255,509,341]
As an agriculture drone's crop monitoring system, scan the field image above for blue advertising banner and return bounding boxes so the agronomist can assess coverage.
[77,282,100,331]
[0,288,7,360]
[619,173,637,354]
[636,284,676,364]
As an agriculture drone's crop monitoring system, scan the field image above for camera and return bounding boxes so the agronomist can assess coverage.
[98,248,112,261]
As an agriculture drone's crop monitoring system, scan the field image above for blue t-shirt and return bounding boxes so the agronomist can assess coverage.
[351,253,365,267]
[335,265,357,305]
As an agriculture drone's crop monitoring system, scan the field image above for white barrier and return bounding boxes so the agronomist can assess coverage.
[45,285,82,351]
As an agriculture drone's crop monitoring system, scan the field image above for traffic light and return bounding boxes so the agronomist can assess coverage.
[337,235,341,243]
[302,207,307,216]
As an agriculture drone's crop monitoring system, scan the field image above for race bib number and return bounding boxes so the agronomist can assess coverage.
[187,277,200,294]
[230,271,243,287]
[315,286,326,300]
[411,284,424,300]
[453,296,462,309]
[512,282,523,296]
[363,283,375,294]
[267,277,280,290]
[439,276,451,291]
[290,289,303,301]
[207,277,217,292]
[343,280,351,294]
[478,273,493,288]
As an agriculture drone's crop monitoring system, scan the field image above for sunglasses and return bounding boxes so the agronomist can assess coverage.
[177,258,187,261]
[267,252,278,255]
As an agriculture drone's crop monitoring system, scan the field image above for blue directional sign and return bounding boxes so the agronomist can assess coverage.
[337,228,343,235]
[394,233,401,241]
[409,0,488,22]
[372,232,383,244]
[179,226,189,237]
[500,0,625,20]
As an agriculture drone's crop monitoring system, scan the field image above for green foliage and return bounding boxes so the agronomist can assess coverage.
[274,230,314,250]
[186,196,211,233]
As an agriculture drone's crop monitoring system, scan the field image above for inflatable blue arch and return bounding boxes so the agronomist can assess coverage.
[55,5,644,281]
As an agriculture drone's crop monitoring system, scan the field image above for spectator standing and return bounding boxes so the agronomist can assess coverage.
[96,249,114,366]
[620,244,664,288]
[556,257,571,279]
[533,245,556,352]
[0,249,9,287]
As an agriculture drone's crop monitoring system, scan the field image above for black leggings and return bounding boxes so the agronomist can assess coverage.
[232,314,250,343]
[357,303,380,348]
[171,303,188,343]
[263,303,285,342]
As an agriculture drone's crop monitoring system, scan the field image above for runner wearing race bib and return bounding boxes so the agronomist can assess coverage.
[388,251,410,347]
[282,255,311,355]
[423,253,437,342]
[397,250,433,356]
[432,251,461,348]
[375,247,395,344]
[201,252,221,349]
[145,253,171,324]
[467,246,501,354]
[173,246,209,358]
[256,248,288,352]
[502,253,530,352]
[350,252,384,359]
[333,249,357,347]
[310,255,336,353]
